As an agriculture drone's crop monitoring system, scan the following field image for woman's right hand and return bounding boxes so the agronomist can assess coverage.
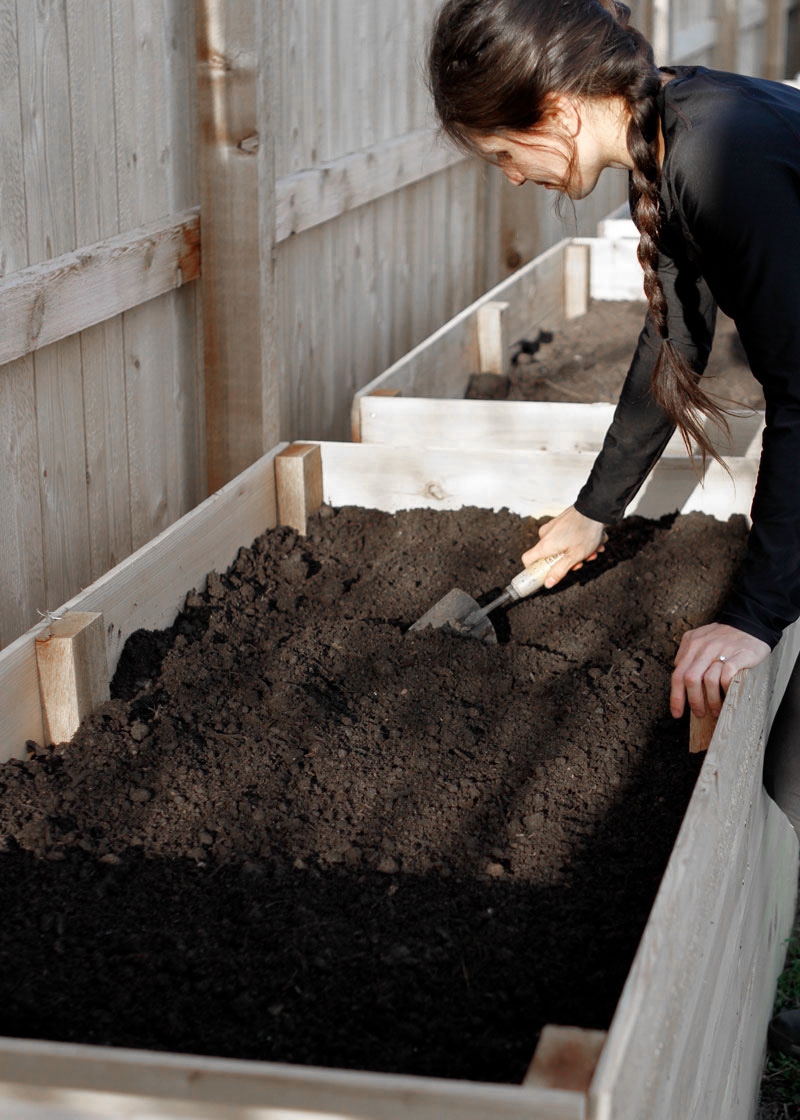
[521,506,607,588]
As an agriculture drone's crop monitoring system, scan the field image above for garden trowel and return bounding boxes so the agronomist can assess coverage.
[410,553,563,645]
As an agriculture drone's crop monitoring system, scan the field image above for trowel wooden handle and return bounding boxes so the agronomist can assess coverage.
[508,553,564,600]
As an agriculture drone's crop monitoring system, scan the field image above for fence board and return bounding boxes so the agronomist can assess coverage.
[0,211,201,368]
[66,0,131,582]
[113,0,202,550]
[17,0,91,614]
[0,0,45,648]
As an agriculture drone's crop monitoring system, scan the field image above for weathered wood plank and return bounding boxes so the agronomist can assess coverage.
[0,210,200,368]
[0,1037,585,1120]
[113,0,203,551]
[256,0,282,457]
[17,0,92,614]
[0,446,282,764]
[355,399,764,459]
[0,1,44,647]
[275,128,464,243]
[589,620,800,1120]
[66,0,133,584]
[317,443,758,522]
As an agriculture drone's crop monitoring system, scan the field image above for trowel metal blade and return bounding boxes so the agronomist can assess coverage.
[409,588,498,645]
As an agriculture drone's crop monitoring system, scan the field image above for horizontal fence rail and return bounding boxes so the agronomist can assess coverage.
[0,209,200,367]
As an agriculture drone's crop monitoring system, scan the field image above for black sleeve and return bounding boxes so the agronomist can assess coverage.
[682,113,800,649]
[574,247,717,522]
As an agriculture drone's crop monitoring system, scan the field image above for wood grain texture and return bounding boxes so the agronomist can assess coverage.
[0,1035,586,1120]
[17,0,92,614]
[0,0,44,648]
[589,620,800,1120]
[0,210,201,367]
[35,611,110,747]
[66,0,132,584]
[275,443,323,534]
[275,128,464,241]
[113,0,203,550]
[356,399,764,458]
[317,442,758,521]
[256,0,282,458]
[197,0,264,491]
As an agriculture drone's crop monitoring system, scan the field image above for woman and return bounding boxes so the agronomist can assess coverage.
[428,0,800,737]
[428,0,800,1053]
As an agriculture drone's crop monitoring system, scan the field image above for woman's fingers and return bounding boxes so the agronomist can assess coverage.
[670,623,771,719]
[522,506,606,586]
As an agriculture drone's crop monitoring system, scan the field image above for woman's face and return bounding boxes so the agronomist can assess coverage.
[471,130,577,193]
[469,97,631,200]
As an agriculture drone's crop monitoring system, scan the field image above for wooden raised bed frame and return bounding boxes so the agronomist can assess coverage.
[0,441,795,1120]
[351,234,765,464]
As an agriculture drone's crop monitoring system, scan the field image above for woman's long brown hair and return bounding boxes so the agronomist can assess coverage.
[428,0,731,465]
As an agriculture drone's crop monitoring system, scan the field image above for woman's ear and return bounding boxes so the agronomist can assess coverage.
[543,93,582,138]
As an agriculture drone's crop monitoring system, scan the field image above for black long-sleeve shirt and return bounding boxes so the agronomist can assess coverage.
[575,66,800,649]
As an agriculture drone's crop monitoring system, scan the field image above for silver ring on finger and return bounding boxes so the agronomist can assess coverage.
[716,654,727,663]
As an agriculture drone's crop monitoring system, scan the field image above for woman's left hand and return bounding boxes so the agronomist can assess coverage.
[670,622,771,719]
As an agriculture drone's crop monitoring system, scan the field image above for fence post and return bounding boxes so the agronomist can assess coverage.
[716,0,740,71]
[767,0,790,78]
[256,0,282,457]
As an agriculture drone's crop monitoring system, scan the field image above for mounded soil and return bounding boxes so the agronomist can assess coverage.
[0,504,748,1083]
[467,301,765,411]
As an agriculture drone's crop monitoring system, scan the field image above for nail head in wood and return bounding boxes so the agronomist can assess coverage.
[34,611,110,746]
[276,443,323,535]
[524,1025,607,1093]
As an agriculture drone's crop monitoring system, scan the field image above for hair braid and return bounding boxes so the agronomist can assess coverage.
[626,78,731,465]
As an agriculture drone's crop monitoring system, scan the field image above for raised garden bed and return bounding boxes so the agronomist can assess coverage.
[351,235,765,462]
[0,442,795,1120]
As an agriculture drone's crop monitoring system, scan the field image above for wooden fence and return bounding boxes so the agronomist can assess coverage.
[0,0,798,651]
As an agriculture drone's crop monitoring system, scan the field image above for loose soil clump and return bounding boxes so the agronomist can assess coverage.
[0,506,748,1083]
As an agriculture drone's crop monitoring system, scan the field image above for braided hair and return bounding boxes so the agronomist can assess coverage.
[428,0,730,464]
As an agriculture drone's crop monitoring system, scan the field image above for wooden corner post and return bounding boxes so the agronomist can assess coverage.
[276,443,323,534]
[524,1025,607,1093]
[564,242,591,320]
[35,612,110,746]
[476,300,510,376]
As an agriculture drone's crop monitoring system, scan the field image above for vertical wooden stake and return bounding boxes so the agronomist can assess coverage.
[276,443,323,534]
[35,612,110,746]
[524,1025,607,1093]
[564,242,591,320]
[690,709,719,754]
[476,300,510,376]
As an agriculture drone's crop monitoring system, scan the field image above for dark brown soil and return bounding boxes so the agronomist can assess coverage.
[0,505,748,1083]
[467,301,765,410]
